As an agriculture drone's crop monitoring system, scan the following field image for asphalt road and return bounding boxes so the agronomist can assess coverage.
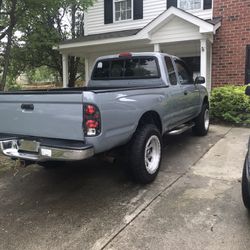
[0,125,249,250]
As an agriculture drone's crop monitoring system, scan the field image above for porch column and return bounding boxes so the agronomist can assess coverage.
[200,39,212,93]
[62,53,69,88]
[154,44,161,52]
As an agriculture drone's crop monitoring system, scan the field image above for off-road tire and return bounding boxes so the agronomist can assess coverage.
[242,158,250,210]
[192,103,210,136]
[127,124,162,184]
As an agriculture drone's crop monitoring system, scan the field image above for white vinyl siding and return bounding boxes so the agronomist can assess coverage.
[85,0,167,35]
[85,0,212,35]
[151,17,202,44]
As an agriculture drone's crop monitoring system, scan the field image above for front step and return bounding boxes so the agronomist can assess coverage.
[168,123,195,135]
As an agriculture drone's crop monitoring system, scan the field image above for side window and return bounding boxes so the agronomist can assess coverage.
[165,56,177,85]
[175,60,193,84]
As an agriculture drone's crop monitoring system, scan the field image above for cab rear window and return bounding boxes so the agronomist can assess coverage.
[92,56,160,80]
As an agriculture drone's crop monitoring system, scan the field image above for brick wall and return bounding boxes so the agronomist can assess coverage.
[212,0,250,86]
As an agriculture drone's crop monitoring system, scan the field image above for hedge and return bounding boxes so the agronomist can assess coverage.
[210,85,250,125]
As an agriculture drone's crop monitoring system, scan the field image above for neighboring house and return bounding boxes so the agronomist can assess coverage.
[57,0,250,90]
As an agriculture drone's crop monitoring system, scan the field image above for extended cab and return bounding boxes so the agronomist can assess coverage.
[0,52,209,183]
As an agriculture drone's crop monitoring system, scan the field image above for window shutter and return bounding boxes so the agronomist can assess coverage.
[204,0,212,9]
[134,0,143,20]
[104,0,113,24]
[167,0,177,9]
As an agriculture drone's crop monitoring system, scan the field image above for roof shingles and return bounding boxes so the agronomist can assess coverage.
[60,29,141,45]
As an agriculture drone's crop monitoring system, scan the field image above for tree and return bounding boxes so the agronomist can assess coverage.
[0,0,94,90]
[0,0,17,90]
[30,0,94,87]
[0,0,52,90]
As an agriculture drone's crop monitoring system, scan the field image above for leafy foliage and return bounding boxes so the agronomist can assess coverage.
[26,66,57,83]
[1,0,94,90]
[210,85,250,125]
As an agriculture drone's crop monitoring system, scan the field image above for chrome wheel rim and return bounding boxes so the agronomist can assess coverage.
[144,135,161,174]
[204,109,210,131]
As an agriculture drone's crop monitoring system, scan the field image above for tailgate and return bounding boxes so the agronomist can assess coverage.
[0,92,84,141]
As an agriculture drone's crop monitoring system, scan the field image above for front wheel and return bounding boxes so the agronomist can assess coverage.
[127,124,162,184]
[192,103,210,136]
[242,158,250,210]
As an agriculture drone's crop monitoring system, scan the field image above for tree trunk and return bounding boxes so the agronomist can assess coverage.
[0,31,12,90]
[0,0,17,91]
[67,4,77,88]
[68,56,80,88]
[71,4,76,39]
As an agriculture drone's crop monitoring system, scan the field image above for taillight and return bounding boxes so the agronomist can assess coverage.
[86,105,96,115]
[84,104,101,136]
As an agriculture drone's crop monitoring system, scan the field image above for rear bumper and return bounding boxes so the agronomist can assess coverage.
[0,137,94,162]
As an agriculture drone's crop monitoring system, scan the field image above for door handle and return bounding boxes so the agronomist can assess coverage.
[21,104,34,111]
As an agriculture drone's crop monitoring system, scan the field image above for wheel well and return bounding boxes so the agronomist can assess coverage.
[138,111,162,133]
[203,96,209,108]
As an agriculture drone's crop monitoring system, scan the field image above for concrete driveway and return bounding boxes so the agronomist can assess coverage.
[0,125,249,250]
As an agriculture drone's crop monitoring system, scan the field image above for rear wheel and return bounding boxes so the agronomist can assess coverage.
[242,158,250,210]
[192,103,210,136]
[127,124,162,184]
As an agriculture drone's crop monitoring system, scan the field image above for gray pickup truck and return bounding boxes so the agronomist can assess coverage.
[0,52,209,183]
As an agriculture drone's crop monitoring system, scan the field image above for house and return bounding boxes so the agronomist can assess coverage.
[57,0,250,91]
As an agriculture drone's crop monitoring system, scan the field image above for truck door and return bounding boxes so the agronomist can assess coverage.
[174,59,200,120]
[164,56,186,127]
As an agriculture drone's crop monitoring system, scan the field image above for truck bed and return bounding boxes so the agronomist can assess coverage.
[0,85,166,95]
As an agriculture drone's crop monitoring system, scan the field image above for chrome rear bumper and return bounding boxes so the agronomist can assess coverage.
[0,138,94,162]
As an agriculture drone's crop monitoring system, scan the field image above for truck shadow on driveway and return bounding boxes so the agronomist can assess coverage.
[0,128,223,210]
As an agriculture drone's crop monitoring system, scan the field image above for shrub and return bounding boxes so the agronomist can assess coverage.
[210,85,250,125]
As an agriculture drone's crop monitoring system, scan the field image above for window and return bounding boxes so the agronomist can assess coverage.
[181,57,200,73]
[92,57,160,80]
[93,61,110,79]
[167,0,212,11]
[178,0,202,11]
[129,57,159,78]
[165,57,177,85]
[175,60,193,84]
[110,60,124,77]
[114,0,132,22]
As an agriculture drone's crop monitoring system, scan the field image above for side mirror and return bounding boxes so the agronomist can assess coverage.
[195,76,205,85]
[245,86,250,96]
